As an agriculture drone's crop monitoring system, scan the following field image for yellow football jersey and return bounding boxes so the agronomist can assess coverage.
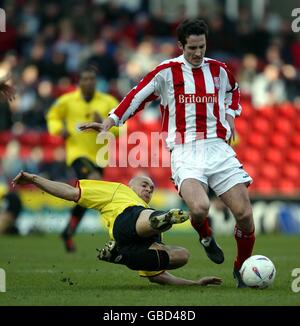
[76,179,149,239]
[76,179,164,276]
[46,89,120,166]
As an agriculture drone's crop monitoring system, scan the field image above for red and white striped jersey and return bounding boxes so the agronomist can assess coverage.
[110,55,242,149]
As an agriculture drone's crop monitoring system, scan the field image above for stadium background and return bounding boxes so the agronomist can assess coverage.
[0,1,300,237]
[0,0,300,308]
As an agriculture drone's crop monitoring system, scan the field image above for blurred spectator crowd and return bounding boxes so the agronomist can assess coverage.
[0,0,300,194]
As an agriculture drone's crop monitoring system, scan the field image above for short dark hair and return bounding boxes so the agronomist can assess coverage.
[176,18,209,46]
[79,65,98,78]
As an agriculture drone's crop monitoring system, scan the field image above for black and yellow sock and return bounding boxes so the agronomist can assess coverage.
[113,249,170,271]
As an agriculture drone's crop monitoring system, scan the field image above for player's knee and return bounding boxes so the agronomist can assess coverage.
[188,202,209,219]
[169,247,190,268]
[235,206,254,232]
[235,205,253,222]
[178,248,190,265]
[175,248,190,267]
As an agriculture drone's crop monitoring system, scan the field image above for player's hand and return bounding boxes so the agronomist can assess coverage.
[78,117,116,133]
[0,74,16,102]
[92,111,103,123]
[12,171,35,186]
[196,276,222,286]
[78,122,103,132]
[226,113,235,146]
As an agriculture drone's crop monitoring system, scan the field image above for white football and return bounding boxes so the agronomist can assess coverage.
[240,255,276,289]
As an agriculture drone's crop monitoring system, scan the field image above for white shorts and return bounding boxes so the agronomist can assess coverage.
[171,139,252,196]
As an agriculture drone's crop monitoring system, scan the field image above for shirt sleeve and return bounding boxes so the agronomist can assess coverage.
[224,68,242,117]
[109,67,161,126]
[76,180,118,211]
[46,96,68,135]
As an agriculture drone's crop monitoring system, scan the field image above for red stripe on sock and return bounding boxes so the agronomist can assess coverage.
[190,217,212,239]
[234,226,255,270]
[70,216,80,230]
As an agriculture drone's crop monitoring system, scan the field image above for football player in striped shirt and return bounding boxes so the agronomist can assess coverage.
[80,18,255,288]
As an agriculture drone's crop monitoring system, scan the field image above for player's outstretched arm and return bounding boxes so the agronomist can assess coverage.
[78,117,116,133]
[12,171,79,201]
[148,271,222,286]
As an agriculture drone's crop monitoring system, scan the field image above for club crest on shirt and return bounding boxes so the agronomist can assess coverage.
[213,77,220,89]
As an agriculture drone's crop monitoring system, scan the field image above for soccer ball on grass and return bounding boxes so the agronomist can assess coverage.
[240,255,276,289]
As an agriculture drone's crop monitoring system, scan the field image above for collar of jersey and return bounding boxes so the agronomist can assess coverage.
[182,55,208,69]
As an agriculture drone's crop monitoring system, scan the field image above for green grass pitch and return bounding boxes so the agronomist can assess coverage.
[0,233,299,306]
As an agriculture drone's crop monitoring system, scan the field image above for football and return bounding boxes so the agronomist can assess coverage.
[240,255,276,289]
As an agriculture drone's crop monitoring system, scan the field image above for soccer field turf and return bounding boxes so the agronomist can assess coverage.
[0,233,299,306]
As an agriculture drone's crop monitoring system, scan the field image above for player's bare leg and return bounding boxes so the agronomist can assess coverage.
[220,183,255,288]
[135,208,189,237]
[97,210,189,271]
[149,242,189,269]
[97,241,189,270]
[180,178,224,264]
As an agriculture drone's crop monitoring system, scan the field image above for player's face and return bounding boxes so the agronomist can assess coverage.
[178,34,206,67]
[133,178,154,203]
[79,71,96,95]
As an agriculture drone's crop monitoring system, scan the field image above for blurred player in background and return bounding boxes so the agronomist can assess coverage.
[13,171,222,287]
[0,183,22,235]
[0,75,21,235]
[46,66,120,252]
[0,74,15,101]
[79,19,255,288]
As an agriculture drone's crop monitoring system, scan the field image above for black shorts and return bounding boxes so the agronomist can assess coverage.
[71,157,103,179]
[113,206,162,252]
[1,192,22,218]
